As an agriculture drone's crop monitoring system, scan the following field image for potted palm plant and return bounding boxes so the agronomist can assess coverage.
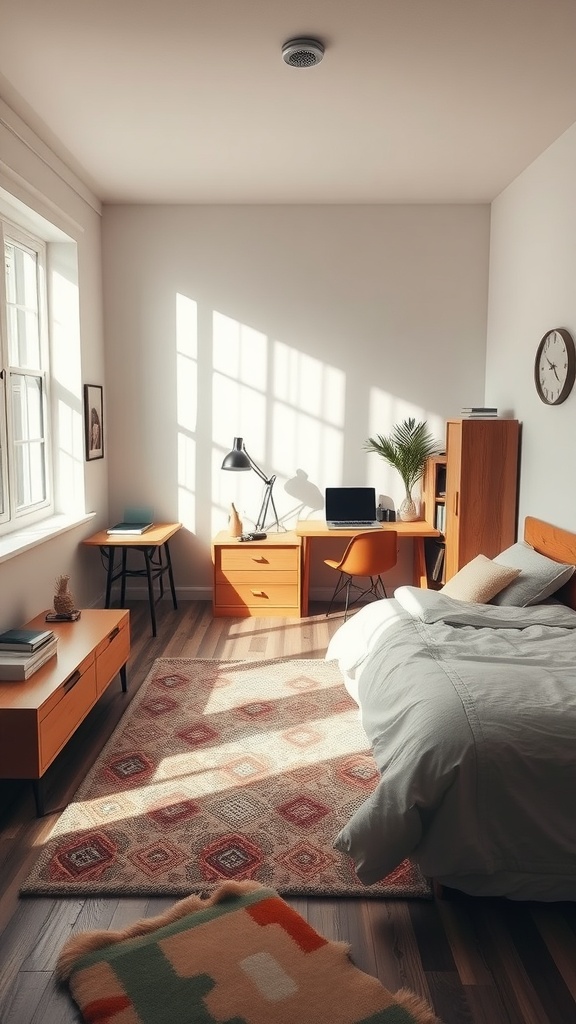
[364,418,443,521]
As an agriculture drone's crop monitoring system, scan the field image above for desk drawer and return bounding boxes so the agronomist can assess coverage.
[215,568,298,586]
[39,661,97,773]
[215,582,300,613]
[95,616,130,696]
[218,547,299,572]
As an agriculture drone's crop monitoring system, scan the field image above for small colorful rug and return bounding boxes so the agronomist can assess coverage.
[57,880,442,1024]
[22,658,431,899]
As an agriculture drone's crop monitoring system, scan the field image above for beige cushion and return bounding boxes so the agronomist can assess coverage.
[441,554,521,604]
[490,541,576,606]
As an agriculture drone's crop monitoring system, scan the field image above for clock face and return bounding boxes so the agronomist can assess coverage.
[535,328,576,405]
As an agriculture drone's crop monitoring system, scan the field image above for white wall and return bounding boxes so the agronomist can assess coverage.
[0,100,108,627]
[102,204,490,597]
[486,122,576,533]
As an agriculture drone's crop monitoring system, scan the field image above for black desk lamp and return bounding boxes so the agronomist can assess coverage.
[221,437,281,532]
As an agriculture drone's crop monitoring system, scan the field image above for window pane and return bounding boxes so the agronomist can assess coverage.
[5,240,41,369]
[15,440,46,508]
[10,374,47,509]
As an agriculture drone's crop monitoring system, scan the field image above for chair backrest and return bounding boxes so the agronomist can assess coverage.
[338,530,398,576]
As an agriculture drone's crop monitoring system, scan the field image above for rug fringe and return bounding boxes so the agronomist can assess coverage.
[56,879,262,981]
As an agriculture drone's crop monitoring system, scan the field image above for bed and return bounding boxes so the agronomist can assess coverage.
[326,517,576,901]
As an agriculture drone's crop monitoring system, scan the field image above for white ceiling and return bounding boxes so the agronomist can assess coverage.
[2,0,576,205]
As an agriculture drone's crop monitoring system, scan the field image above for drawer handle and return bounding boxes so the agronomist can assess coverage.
[251,590,267,598]
[107,626,120,642]
[63,670,81,693]
[253,557,269,564]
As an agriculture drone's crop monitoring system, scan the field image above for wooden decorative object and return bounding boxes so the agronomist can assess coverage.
[228,503,243,538]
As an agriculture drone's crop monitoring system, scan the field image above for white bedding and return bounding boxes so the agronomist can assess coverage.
[326,587,576,900]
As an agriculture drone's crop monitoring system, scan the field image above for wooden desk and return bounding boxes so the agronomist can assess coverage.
[83,522,181,636]
[295,520,441,616]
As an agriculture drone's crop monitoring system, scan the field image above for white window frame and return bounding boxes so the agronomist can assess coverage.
[0,219,53,533]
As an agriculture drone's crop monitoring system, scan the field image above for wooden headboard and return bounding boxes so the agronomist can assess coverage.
[524,516,576,610]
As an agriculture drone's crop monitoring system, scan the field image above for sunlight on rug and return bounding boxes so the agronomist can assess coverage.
[56,881,442,1024]
[21,658,431,899]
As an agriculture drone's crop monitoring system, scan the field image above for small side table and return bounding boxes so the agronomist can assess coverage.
[83,522,182,636]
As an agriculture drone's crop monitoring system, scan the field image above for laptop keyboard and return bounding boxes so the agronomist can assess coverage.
[328,520,380,528]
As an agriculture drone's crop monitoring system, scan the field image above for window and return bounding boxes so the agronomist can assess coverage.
[0,221,52,531]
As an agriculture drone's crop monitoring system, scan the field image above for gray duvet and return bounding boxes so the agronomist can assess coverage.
[326,586,576,900]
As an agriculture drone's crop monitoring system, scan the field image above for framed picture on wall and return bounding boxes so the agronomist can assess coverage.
[84,384,104,460]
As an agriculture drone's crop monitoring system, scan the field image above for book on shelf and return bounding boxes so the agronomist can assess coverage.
[435,464,447,496]
[0,636,58,680]
[0,627,55,652]
[434,504,446,532]
[106,521,154,535]
[461,407,498,418]
[425,538,445,583]
[432,546,445,581]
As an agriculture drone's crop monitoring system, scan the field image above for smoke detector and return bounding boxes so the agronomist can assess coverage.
[282,37,325,68]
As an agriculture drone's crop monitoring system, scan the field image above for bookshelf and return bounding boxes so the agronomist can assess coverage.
[422,455,447,587]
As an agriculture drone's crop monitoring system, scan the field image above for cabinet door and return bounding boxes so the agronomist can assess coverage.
[444,419,519,580]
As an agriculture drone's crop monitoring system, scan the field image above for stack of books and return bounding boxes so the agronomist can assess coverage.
[0,627,58,680]
[461,407,498,418]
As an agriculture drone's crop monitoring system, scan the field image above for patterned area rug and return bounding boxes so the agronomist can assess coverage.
[22,658,431,898]
[57,881,442,1024]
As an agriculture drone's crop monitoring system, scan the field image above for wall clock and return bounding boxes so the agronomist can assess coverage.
[534,328,576,405]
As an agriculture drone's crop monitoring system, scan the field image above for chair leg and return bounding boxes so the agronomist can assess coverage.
[326,571,349,616]
[327,573,388,619]
[344,578,353,621]
[374,575,388,599]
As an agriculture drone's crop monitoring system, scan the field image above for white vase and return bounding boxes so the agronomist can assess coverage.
[398,493,419,522]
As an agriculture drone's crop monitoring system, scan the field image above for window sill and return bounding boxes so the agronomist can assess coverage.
[0,512,96,564]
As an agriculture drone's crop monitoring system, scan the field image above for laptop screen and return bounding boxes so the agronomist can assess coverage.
[325,486,377,522]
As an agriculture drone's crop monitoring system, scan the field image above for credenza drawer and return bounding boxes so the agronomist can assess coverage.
[95,615,130,696]
[39,661,97,772]
[218,546,299,572]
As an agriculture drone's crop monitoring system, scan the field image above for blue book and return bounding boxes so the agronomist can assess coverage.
[0,627,55,652]
[106,521,153,535]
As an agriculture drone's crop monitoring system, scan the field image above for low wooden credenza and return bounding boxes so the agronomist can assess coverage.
[0,608,130,815]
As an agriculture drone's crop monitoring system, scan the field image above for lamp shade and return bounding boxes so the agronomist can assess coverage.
[221,437,251,471]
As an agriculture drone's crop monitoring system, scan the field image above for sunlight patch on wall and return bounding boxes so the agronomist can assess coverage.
[176,293,198,528]
[56,399,84,508]
[272,341,345,486]
[212,314,346,533]
[213,312,268,455]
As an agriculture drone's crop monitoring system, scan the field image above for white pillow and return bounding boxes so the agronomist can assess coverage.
[491,541,575,606]
[441,554,521,604]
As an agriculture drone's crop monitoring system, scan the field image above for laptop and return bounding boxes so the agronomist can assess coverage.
[325,486,381,529]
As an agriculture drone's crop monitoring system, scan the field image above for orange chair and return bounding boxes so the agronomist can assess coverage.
[325,530,398,620]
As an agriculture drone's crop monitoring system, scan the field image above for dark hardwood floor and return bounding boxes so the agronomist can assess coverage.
[0,600,575,1024]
